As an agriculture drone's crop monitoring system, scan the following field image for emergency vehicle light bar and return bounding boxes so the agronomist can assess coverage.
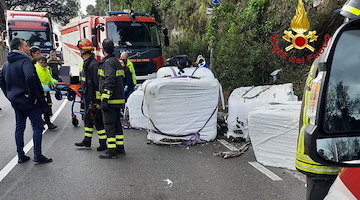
[106,11,149,17]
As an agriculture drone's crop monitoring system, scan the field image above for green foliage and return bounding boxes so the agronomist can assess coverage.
[4,0,80,25]
[89,0,347,98]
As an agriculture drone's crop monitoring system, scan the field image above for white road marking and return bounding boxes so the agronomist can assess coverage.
[248,161,283,181]
[217,139,239,151]
[285,169,306,183]
[0,99,68,182]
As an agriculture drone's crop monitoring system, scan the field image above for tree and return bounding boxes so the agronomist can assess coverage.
[3,0,80,25]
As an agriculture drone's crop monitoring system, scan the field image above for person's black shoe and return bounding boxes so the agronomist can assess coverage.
[96,145,107,151]
[47,123,57,130]
[33,155,52,163]
[99,149,118,159]
[75,139,91,147]
[116,146,126,155]
[18,155,30,163]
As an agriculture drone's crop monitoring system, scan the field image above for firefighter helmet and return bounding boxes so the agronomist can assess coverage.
[77,39,94,51]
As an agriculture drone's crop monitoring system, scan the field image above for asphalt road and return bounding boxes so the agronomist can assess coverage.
[0,91,306,200]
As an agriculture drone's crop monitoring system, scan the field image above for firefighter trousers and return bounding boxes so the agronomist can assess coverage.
[102,107,124,150]
[83,104,107,145]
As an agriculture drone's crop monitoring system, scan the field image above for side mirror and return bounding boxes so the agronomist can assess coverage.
[164,35,169,47]
[54,34,59,42]
[91,27,97,35]
[307,18,360,167]
[162,28,168,36]
[91,35,98,48]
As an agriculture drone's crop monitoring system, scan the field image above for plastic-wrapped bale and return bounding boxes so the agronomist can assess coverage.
[248,101,301,170]
[143,77,219,145]
[126,86,148,129]
[227,83,298,140]
[157,66,215,79]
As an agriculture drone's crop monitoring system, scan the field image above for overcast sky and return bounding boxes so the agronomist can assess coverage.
[79,0,96,14]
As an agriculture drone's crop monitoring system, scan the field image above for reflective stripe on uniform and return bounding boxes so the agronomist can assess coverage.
[84,132,93,137]
[98,135,107,139]
[116,141,124,145]
[116,69,124,76]
[96,91,101,99]
[98,69,105,76]
[107,137,116,148]
[81,77,86,81]
[97,129,106,134]
[101,93,110,99]
[108,99,125,104]
[116,135,124,139]
[85,127,94,132]
[342,5,360,16]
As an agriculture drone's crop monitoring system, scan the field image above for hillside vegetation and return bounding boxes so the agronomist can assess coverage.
[88,0,347,97]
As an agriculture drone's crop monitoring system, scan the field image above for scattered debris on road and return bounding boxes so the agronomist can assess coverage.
[213,141,251,159]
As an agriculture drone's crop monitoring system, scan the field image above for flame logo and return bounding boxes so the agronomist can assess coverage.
[290,0,310,33]
[282,0,317,52]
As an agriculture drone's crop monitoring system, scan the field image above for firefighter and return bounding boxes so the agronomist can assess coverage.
[120,52,137,85]
[35,56,58,130]
[98,39,126,159]
[74,39,107,151]
[296,60,340,200]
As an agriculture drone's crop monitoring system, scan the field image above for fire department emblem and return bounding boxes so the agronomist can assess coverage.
[282,0,317,52]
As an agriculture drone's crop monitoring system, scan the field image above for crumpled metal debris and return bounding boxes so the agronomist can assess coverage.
[213,142,251,159]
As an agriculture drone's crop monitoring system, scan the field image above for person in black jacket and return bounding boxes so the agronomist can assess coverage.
[74,39,107,151]
[0,38,52,164]
[47,50,61,81]
[119,59,135,101]
[98,39,126,159]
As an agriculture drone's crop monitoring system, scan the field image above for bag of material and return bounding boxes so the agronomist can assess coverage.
[143,77,219,144]
[227,83,298,140]
[248,101,301,170]
[126,86,148,129]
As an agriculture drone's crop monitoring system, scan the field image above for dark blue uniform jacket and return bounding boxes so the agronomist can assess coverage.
[0,51,45,112]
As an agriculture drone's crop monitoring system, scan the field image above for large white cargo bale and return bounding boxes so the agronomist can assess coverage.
[126,87,148,129]
[143,77,219,144]
[157,66,215,79]
[227,83,298,140]
[248,101,301,170]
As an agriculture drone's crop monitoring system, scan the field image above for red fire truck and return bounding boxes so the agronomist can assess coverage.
[1,10,59,56]
[60,10,169,80]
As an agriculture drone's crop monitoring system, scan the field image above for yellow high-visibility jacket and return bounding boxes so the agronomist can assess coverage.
[126,59,137,85]
[35,62,57,90]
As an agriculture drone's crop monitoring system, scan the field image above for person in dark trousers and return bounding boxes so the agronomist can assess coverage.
[0,38,52,163]
[119,59,135,101]
[74,38,107,151]
[98,39,126,159]
[47,50,61,81]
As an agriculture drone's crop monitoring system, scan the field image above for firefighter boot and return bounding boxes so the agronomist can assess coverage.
[75,137,91,147]
[44,114,57,130]
[116,145,126,155]
[97,140,107,151]
[99,149,119,159]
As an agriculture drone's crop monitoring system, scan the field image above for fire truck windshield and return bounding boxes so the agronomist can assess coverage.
[107,22,160,48]
[10,30,52,47]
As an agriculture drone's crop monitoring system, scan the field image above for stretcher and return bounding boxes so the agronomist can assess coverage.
[54,82,84,127]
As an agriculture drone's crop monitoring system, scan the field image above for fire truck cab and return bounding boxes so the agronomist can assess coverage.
[60,10,168,80]
[1,10,59,56]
